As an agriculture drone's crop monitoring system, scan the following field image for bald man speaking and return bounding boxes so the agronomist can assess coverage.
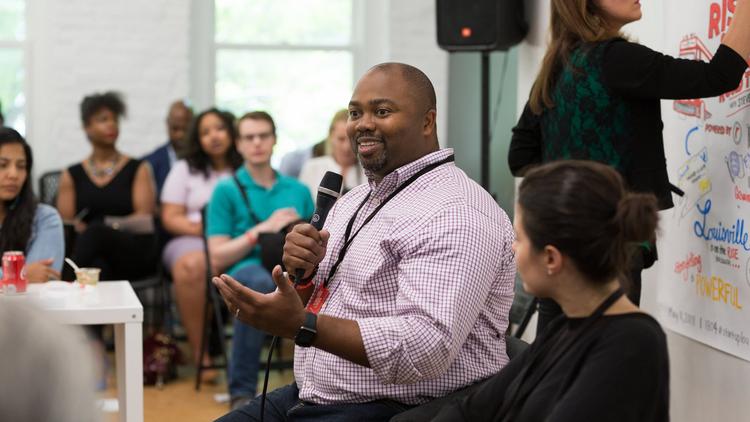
[213,63,516,421]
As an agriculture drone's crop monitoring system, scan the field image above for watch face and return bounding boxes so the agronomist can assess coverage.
[295,327,316,347]
[295,312,318,347]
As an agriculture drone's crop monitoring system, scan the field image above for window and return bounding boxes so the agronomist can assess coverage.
[0,0,25,132]
[214,0,355,160]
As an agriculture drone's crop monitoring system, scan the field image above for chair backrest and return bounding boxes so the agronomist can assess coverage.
[38,170,62,206]
[506,334,530,360]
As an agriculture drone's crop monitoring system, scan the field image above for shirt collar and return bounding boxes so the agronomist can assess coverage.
[238,166,285,191]
[167,143,177,165]
[366,148,454,199]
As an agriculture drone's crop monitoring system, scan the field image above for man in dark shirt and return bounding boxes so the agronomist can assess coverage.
[143,100,193,197]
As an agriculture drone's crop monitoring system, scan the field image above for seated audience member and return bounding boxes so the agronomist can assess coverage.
[0,302,98,422]
[0,127,64,282]
[299,109,365,197]
[279,139,326,178]
[206,111,314,408]
[57,91,158,281]
[160,108,242,374]
[433,160,668,422]
[144,100,194,198]
[213,63,515,421]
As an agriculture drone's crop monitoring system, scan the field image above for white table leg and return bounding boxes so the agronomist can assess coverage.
[115,322,143,422]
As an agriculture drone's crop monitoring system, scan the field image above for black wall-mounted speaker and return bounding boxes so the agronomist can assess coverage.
[436,0,528,52]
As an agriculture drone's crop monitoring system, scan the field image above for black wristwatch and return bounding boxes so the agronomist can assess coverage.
[294,312,318,347]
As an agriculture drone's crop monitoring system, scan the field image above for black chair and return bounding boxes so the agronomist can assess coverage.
[509,274,537,338]
[196,207,231,391]
[389,335,530,422]
[506,334,531,360]
[38,170,61,205]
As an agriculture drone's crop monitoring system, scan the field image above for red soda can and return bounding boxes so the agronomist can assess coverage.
[2,251,28,294]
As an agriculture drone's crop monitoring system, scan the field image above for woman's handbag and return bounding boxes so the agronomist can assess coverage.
[143,332,182,388]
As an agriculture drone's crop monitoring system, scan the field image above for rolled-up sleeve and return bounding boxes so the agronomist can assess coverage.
[358,205,510,385]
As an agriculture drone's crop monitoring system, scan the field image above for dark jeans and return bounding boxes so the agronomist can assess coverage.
[228,264,277,398]
[215,383,412,422]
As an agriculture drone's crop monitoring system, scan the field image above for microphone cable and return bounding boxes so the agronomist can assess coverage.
[259,171,343,422]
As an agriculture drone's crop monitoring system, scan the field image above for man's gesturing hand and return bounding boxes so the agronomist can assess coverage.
[212,265,305,339]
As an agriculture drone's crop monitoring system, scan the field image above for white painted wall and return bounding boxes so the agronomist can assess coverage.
[517,2,750,421]
[24,0,447,178]
[386,0,449,145]
[26,0,190,178]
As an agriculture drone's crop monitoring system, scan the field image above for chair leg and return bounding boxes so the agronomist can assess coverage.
[210,281,230,372]
[195,284,213,391]
[195,281,230,391]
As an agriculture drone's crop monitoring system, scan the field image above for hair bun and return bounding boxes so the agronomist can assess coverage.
[615,192,659,244]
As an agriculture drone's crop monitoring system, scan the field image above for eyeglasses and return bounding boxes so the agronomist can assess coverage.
[239,132,274,142]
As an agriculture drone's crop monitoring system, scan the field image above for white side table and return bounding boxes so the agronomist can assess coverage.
[26,281,144,422]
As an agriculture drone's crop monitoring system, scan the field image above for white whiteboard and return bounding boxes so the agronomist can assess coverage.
[657,0,750,361]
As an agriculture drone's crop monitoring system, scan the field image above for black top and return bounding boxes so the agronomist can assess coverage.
[433,313,669,422]
[68,159,141,223]
[509,39,748,210]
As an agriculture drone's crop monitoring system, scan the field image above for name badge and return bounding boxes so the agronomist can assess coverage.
[306,285,330,315]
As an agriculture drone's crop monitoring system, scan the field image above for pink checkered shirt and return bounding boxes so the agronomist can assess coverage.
[294,148,516,405]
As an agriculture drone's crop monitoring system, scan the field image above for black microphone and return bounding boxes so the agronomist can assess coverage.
[294,171,343,284]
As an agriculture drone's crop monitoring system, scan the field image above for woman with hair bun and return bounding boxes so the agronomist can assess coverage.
[433,160,669,422]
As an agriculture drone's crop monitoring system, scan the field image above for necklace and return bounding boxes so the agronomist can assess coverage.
[88,152,120,178]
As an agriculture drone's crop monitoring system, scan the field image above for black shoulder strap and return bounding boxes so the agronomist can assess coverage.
[232,175,262,225]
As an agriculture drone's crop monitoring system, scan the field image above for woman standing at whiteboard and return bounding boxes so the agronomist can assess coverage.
[509,0,750,332]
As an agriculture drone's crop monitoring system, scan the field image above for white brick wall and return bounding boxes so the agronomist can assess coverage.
[27,0,190,177]
[387,0,449,145]
[23,0,446,174]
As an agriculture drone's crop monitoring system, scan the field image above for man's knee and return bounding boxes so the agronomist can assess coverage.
[215,384,299,422]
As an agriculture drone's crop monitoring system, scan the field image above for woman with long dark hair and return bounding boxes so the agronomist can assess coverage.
[509,0,750,331]
[0,127,64,282]
[160,108,242,374]
[434,161,668,421]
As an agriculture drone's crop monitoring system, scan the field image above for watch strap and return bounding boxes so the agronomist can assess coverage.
[294,311,318,347]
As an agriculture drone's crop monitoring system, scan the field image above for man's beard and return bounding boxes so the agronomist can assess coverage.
[359,148,388,175]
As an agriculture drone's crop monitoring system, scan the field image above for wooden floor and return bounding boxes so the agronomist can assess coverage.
[100,344,295,421]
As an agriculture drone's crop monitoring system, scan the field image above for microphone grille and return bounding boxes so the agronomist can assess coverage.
[319,171,343,196]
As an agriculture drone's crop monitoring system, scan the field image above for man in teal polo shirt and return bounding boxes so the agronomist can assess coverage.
[206,111,313,409]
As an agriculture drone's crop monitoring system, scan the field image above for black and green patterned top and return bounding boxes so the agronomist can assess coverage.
[509,38,748,210]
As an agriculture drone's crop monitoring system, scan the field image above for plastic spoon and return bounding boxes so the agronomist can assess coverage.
[64,258,81,273]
